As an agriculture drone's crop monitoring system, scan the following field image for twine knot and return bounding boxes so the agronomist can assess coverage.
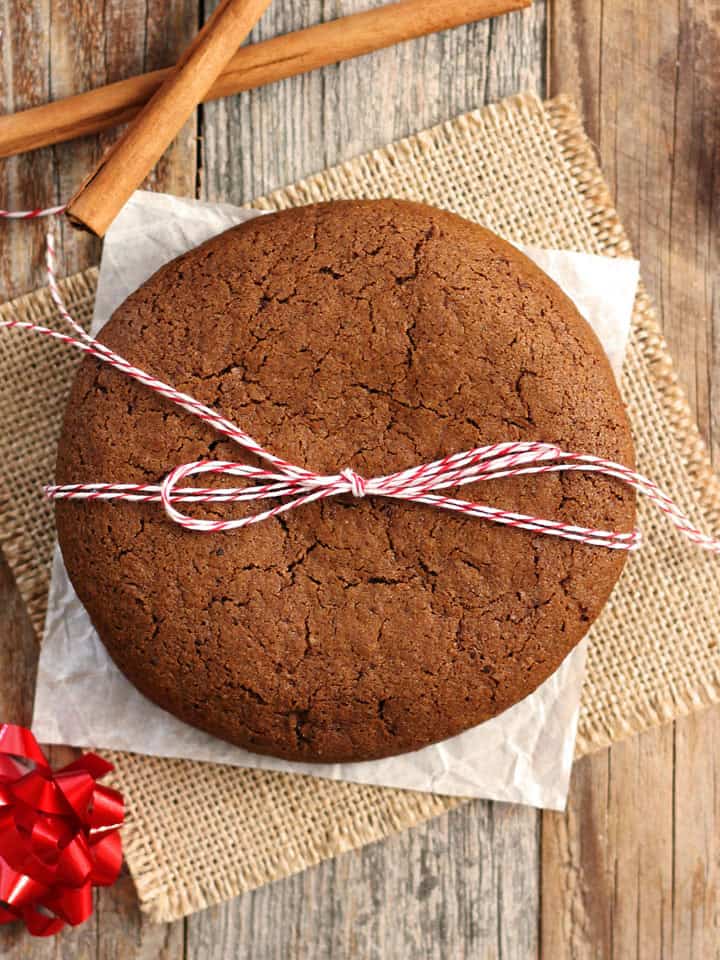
[340,468,368,498]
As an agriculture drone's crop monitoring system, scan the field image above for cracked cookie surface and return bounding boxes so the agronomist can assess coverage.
[55,199,635,762]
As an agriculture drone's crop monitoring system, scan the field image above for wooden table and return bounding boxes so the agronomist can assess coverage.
[0,1,717,956]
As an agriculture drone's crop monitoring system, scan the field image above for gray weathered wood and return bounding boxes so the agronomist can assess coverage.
[0,0,198,299]
[188,800,540,960]
[671,710,720,959]
[542,727,676,958]
[200,0,546,204]
[544,2,720,957]
[0,1,193,956]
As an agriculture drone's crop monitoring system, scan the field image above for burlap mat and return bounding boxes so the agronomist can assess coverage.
[2,92,719,922]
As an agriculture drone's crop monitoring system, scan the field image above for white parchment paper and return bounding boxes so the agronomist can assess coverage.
[32,191,639,810]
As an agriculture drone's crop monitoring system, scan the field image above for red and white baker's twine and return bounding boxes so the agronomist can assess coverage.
[2,204,719,553]
[0,203,66,220]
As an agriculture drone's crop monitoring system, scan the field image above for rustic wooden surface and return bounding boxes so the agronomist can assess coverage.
[0,0,717,955]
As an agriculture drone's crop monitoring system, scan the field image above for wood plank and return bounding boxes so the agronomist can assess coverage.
[546,1,720,956]
[541,748,612,957]
[189,800,540,960]
[669,0,720,451]
[0,554,38,726]
[553,0,719,443]
[0,1,195,955]
[672,710,720,960]
[191,2,546,957]
[0,0,54,299]
[0,0,198,300]
[541,729,675,959]
[200,0,547,204]
[95,874,185,960]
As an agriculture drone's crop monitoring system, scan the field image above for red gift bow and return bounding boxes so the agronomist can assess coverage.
[0,723,123,937]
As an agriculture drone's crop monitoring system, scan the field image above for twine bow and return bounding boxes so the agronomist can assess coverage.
[1,207,720,554]
[47,443,660,549]
[0,724,123,937]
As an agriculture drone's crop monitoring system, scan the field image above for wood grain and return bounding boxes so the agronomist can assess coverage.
[0,0,54,299]
[546,1,720,957]
[66,0,273,236]
[672,710,720,959]
[552,0,720,447]
[199,0,546,203]
[541,728,675,958]
[0,0,198,299]
[0,1,195,956]
[0,0,532,159]
[187,801,540,960]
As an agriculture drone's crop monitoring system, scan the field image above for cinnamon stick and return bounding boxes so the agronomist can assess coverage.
[65,0,273,237]
[0,0,531,162]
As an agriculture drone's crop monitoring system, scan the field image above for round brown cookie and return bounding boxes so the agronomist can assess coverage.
[55,199,635,763]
